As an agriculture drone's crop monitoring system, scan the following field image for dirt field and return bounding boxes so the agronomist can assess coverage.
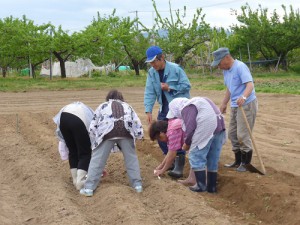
[0,88,299,225]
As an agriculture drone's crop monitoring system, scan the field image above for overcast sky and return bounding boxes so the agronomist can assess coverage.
[1,0,299,32]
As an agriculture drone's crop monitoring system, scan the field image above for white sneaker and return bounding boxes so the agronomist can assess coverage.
[134,185,143,193]
[80,188,93,197]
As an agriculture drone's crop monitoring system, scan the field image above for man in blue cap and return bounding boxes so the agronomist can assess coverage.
[211,47,258,172]
[144,45,191,178]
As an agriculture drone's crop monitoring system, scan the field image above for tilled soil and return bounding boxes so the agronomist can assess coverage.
[0,88,299,225]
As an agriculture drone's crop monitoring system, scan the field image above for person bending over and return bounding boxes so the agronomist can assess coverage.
[149,119,185,178]
[80,90,144,197]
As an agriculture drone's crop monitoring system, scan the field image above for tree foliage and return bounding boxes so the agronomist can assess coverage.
[50,26,80,78]
[1,3,300,78]
[152,0,211,65]
[0,16,51,77]
[231,4,300,70]
[78,10,150,75]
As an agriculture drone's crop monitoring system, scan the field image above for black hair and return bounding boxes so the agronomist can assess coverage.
[105,89,124,101]
[156,54,163,61]
[149,120,168,141]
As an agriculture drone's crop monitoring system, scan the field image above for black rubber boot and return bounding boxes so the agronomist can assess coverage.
[236,151,253,172]
[224,151,241,168]
[246,151,253,164]
[168,154,185,178]
[189,170,207,192]
[207,172,217,193]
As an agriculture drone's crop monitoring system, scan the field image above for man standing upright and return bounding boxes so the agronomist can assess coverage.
[211,47,258,172]
[144,46,191,178]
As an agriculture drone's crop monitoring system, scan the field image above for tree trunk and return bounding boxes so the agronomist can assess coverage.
[53,51,67,78]
[281,57,288,71]
[59,60,67,78]
[2,67,7,78]
[123,45,140,76]
[132,61,140,76]
[32,60,45,79]
[31,64,36,78]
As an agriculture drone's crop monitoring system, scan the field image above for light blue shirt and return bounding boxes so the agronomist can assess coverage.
[223,60,256,108]
[144,61,191,113]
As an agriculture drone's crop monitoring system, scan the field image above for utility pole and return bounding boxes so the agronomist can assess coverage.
[129,10,139,30]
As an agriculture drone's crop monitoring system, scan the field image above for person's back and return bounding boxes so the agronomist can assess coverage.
[166,97,226,193]
[80,90,144,197]
[62,102,94,130]
[53,101,94,191]
[103,101,132,140]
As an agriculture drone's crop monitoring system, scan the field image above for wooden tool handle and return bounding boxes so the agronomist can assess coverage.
[240,106,266,175]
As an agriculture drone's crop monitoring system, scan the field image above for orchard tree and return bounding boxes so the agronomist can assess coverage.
[20,18,52,78]
[51,26,78,78]
[232,4,300,70]
[109,14,150,75]
[0,16,21,77]
[201,27,231,64]
[79,10,150,75]
[0,16,52,78]
[0,16,36,77]
[152,0,211,65]
[76,12,112,66]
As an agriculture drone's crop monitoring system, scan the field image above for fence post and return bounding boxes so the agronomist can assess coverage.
[247,43,252,71]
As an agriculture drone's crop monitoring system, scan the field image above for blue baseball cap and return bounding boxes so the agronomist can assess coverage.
[211,47,230,67]
[145,46,162,63]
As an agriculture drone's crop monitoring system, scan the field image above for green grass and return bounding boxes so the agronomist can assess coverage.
[0,73,147,92]
[189,71,300,95]
[1,71,299,95]
[252,72,300,95]
[289,63,300,74]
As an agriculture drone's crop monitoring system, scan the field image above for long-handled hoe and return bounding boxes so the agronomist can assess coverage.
[240,107,266,175]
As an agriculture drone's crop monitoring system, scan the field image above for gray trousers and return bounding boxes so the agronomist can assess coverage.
[228,99,258,153]
[84,138,142,191]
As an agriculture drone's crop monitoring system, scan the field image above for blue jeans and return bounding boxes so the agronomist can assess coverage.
[157,110,185,155]
[189,130,225,172]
